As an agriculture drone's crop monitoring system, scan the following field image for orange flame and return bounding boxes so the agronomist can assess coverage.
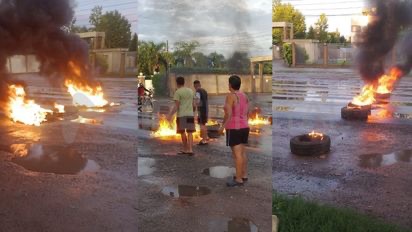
[248,113,270,126]
[65,79,108,108]
[376,67,402,94]
[351,85,375,106]
[308,130,324,140]
[65,61,109,108]
[151,115,201,140]
[54,103,65,113]
[7,85,52,126]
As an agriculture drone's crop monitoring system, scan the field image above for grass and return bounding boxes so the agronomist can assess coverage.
[273,193,412,232]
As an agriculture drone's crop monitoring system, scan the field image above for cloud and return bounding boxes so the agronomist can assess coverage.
[137,0,271,56]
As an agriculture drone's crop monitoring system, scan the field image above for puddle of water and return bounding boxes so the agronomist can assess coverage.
[208,218,258,232]
[138,157,155,176]
[71,116,103,125]
[359,150,412,168]
[203,166,235,179]
[9,144,99,174]
[162,185,211,198]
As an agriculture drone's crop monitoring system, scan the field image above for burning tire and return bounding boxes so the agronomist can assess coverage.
[290,134,331,156]
[375,93,391,104]
[207,124,220,138]
[341,106,370,121]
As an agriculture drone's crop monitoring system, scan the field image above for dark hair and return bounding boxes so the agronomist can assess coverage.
[193,80,200,85]
[176,76,185,86]
[229,75,241,90]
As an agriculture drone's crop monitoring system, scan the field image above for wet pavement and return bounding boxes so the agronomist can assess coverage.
[137,94,272,232]
[0,74,139,231]
[273,66,412,229]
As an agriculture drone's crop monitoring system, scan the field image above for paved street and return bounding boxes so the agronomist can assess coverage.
[137,94,272,232]
[0,74,139,231]
[273,65,412,228]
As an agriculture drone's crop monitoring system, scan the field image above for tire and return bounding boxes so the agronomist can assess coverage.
[207,124,221,138]
[375,93,391,104]
[290,134,331,156]
[341,106,369,121]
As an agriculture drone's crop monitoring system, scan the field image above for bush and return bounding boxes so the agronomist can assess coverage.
[152,73,167,96]
[170,67,250,75]
[282,43,292,67]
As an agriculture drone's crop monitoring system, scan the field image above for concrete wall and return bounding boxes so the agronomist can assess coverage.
[168,73,271,96]
[94,49,137,74]
[6,55,40,73]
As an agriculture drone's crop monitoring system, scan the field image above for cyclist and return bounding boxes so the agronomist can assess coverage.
[137,83,152,112]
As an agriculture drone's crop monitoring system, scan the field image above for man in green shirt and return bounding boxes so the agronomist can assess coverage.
[167,76,195,155]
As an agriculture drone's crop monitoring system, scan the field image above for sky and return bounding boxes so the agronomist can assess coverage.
[73,0,137,33]
[280,0,367,38]
[136,0,272,57]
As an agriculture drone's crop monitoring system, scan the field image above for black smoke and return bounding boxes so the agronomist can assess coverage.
[357,0,412,82]
[0,0,94,109]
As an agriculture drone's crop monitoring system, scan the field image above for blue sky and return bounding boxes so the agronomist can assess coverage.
[73,0,137,33]
[281,0,367,37]
[136,0,272,57]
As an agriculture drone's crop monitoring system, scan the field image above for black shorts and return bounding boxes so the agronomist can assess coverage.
[226,128,250,147]
[198,111,208,125]
[176,116,196,134]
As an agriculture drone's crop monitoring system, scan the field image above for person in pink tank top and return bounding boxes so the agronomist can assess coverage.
[219,75,250,187]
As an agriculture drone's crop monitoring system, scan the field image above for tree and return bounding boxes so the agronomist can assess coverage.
[273,1,306,45]
[315,13,329,42]
[227,52,250,73]
[129,33,137,51]
[67,17,89,33]
[208,52,226,68]
[88,6,132,48]
[138,41,172,76]
[192,52,209,68]
[89,6,103,29]
[173,40,200,67]
[306,26,315,39]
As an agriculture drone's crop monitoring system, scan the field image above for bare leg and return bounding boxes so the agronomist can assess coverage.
[181,132,188,152]
[187,132,193,153]
[200,125,208,141]
[231,145,244,183]
[241,145,247,178]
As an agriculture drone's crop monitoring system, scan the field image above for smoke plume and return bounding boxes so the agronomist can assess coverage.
[357,0,412,82]
[0,0,94,109]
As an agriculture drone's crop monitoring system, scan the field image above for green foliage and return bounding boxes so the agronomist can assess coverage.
[173,40,200,67]
[170,67,249,75]
[152,73,167,96]
[282,43,292,66]
[273,1,306,44]
[129,33,137,52]
[306,26,315,39]
[89,6,132,48]
[138,41,172,76]
[192,52,209,67]
[315,13,329,42]
[208,52,226,68]
[89,6,103,29]
[273,193,411,232]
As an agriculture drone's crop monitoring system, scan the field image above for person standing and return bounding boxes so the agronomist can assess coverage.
[167,76,195,156]
[219,75,250,187]
[193,80,209,145]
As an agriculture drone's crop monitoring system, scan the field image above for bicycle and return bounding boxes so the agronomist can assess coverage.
[138,91,154,112]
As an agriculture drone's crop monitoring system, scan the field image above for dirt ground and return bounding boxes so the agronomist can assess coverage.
[137,95,272,232]
[0,75,139,232]
[273,67,412,229]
